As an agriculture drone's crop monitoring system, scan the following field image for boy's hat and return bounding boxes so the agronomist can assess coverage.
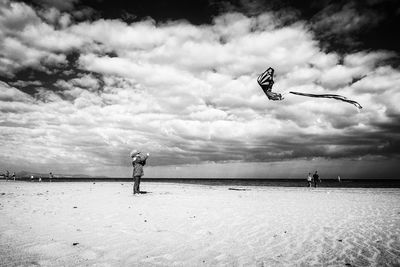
[130,149,139,158]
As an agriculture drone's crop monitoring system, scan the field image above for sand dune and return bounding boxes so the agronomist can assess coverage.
[1,181,399,266]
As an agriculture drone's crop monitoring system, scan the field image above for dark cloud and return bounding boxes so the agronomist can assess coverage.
[310,1,400,53]
[213,0,400,53]
[311,2,383,51]
[32,0,80,11]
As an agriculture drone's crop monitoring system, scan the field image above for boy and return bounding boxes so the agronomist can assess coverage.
[130,150,149,194]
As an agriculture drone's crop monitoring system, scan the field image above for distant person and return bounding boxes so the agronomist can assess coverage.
[30,175,34,182]
[337,175,341,182]
[5,170,9,181]
[313,171,320,188]
[130,150,149,194]
[12,172,16,181]
[307,172,312,187]
[38,176,42,182]
[49,172,53,182]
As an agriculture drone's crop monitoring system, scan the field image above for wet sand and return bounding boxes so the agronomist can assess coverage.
[1,181,399,266]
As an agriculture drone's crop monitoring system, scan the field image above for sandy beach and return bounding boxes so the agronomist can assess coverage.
[1,181,399,266]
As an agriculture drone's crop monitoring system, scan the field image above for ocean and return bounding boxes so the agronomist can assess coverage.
[8,177,400,188]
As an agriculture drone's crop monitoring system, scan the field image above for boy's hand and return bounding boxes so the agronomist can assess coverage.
[146,153,150,157]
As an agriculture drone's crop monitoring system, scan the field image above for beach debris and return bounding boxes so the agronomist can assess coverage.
[144,220,147,222]
[338,239,343,242]
[258,67,362,109]
[345,264,352,266]
[1,193,5,195]
[73,243,79,246]
[73,206,77,208]
[228,188,250,191]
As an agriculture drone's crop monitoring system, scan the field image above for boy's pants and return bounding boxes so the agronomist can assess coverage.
[133,176,141,194]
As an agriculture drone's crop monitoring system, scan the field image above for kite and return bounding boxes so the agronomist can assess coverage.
[257,67,362,109]
[257,67,283,101]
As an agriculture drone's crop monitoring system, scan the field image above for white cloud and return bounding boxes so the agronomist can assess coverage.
[0,2,399,176]
[0,2,81,76]
[39,7,61,24]
[70,19,168,51]
[10,80,43,87]
[54,79,73,90]
[352,66,400,94]
[320,65,359,88]
[0,35,68,76]
[0,1,40,32]
[20,22,84,52]
[70,74,100,91]
[344,51,396,67]
[0,81,34,102]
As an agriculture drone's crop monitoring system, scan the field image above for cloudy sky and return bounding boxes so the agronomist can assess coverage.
[1,0,399,178]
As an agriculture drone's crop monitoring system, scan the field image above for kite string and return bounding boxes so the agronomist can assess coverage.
[280,90,290,98]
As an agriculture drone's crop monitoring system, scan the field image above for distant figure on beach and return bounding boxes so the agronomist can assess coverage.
[337,175,341,182]
[313,171,319,188]
[12,172,16,181]
[5,170,9,181]
[307,172,312,187]
[30,175,34,182]
[130,150,149,194]
[49,172,53,182]
[39,176,42,182]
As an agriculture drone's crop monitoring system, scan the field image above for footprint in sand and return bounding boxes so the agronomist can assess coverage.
[26,261,41,266]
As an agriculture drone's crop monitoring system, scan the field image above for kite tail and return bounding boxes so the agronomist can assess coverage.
[289,91,362,109]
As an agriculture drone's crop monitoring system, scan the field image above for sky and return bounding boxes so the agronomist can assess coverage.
[0,0,400,178]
